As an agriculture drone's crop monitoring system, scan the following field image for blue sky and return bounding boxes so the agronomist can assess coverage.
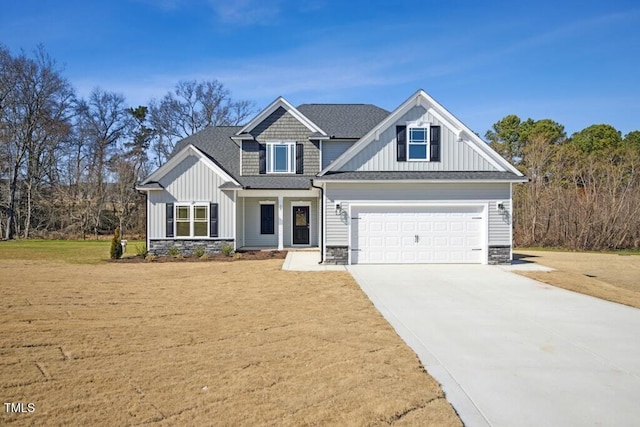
[2,0,639,137]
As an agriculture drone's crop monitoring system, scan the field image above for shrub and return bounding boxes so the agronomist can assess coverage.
[193,246,205,258]
[110,227,123,259]
[221,243,234,257]
[167,246,181,257]
[134,244,148,257]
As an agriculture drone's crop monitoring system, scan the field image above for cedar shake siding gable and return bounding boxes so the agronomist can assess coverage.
[241,106,320,176]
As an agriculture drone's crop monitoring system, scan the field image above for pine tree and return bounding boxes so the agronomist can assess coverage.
[110,226,123,259]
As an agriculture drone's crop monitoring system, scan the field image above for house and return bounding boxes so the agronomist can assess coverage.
[136,90,527,264]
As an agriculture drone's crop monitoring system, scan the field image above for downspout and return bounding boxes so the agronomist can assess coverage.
[310,179,324,264]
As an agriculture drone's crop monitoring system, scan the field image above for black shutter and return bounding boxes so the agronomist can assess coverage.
[296,143,304,174]
[259,143,266,174]
[210,203,218,237]
[430,126,441,162]
[396,126,407,162]
[165,203,174,237]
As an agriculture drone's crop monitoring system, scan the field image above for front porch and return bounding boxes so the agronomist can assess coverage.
[235,189,320,251]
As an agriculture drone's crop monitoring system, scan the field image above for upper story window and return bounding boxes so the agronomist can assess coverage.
[267,142,296,173]
[408,126,429,160]
[396,121,440,162]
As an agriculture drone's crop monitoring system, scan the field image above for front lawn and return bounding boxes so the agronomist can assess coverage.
[514,249,640,309]
[0,256,461,426]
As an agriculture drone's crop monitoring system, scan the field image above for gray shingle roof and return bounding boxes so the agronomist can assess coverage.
[317,171,528,181]
[239,176,312,189]
[297,104,389,139]
[171,126,242,178]
[169,126,314,189]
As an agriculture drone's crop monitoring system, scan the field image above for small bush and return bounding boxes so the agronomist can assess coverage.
[167,246,181,257]
[193,246,205,258]
[221,243,234,257]
[135,244,148,257]
[110,227,123,259]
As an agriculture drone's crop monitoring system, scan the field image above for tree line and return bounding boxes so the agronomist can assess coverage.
[2,45,639,250]
[486,115,640,250]
[0,45,252,240]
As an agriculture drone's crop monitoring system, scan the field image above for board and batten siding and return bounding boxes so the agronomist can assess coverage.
[147,154,235,238]
[338,105,496,172]
[324,182,511,246]
[322,140,354,169]
[242,197,319,247]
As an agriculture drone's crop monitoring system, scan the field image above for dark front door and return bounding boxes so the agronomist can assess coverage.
[293,206,310,245]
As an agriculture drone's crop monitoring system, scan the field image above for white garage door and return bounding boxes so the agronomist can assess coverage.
[352,205,485,264]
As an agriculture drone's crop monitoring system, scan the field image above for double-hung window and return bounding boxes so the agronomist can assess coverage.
[266,142,295,173]
[408,126,429,161]
[175,204,209,237]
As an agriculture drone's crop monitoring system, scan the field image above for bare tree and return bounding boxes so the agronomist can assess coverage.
[148,79,253,164]
[75,88,132,238]
[0,46,74,239]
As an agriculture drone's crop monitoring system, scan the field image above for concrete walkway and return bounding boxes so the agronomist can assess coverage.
[282,250,347,271]
[348,264,640,427]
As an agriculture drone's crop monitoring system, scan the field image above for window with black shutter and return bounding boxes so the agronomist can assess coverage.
[296,143,304,174]
[396,126,407,162]
[210,203,218,237]
[166,203,174,237]
[430,126,441,162]
[260,204,275,234]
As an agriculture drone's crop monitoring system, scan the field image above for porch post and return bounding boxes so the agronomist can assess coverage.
[277,195,284,250]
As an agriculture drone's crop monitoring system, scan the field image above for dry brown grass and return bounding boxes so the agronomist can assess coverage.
[0,259,461,426]
[514,250,640,309]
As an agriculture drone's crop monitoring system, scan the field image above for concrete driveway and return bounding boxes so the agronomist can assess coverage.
[348,264,640,427]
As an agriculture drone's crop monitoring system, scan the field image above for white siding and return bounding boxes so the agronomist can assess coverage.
[338,105,497,172]
[147,155,235,239]
[325,182,511,246]
[322,140,354,169]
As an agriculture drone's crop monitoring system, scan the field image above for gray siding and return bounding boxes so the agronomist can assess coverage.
[148,154,235,239]
[338,105,497,172]
[243,198,278,247]
[322,140,354,169]
[324,182,511,246]
[241,197,318,247]
[242,107,320,175]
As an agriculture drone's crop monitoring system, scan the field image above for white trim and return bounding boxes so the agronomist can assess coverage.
[141,144,240,186]
[322,182,327,260]
[313,178,529,184]
[319,89,524,177]
[277,196,284,250]
[319,139,323,172]
[237,97,326,136]
[406,122,431,161]
[347,202,489,265]
[265,141,296,174]
[239,140,243,176]
[291,202,312,246]
[509,182,513,262]
[242,197,246,247]
[232,191,237,251]
[174,202,210,238]
[259,200,276,204]
[146,196,150,251]
[238,189,320,198]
